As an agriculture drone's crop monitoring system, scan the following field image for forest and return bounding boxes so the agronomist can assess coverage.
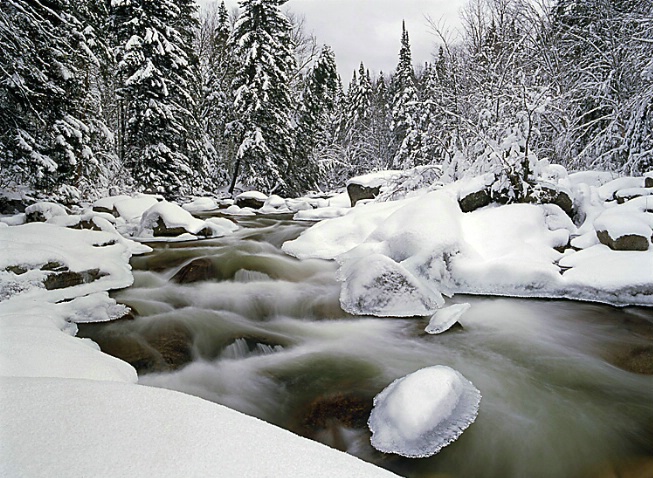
[1,0,652,200]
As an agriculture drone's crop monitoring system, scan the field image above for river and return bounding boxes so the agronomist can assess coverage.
[78,213,653,478]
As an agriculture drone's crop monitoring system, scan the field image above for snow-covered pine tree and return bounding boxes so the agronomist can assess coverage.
[0,0,102,191]
[391,21,427,169]
[112,0,207,197]
[228,0,296,195]
[292,45,340,193]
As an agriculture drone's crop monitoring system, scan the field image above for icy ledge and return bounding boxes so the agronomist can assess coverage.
[368,366,481,458]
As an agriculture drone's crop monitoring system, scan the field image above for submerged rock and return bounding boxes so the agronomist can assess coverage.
[171,258,217,284]
[368,366,481,458]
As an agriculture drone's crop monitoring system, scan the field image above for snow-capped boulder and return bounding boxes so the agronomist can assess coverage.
[346,171,399,207]
[25,202,68,223]
[615,187,653,204]
[594,199,653,251]
[525,182,574,218]
[138,201,211,238]
[92,195,131,215]
[114,195,161,223]
[181,197,219,213]
[339,254,444,317]
[368,366,481,458]
[645,172,653,188]
[457,174,493,213]
[235,191,267,210]
[425,303,471,335]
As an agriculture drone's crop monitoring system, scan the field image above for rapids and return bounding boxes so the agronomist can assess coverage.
[78,214,653,478]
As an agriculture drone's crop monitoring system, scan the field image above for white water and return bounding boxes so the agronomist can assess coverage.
[80,215,653,478]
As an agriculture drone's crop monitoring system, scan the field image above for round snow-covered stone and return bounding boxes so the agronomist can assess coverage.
[425,303,471,335]
[368,366,481,458]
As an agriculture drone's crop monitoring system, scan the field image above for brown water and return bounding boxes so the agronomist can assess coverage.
[79,214,653,478]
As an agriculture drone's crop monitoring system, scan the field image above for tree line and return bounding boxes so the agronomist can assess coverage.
[1,0,651,199]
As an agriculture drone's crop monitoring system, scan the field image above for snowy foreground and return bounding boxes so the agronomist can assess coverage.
[1,168,652,475]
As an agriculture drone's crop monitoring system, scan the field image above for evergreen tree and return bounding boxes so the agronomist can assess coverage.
[112,0,207,197]
[391,21,427,169]
[0,0,104,191]
[292,45,340,192]
[228,0,296,194]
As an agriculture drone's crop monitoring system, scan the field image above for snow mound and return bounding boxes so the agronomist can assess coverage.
[25,202,68,221]
[425,303,471,334]
[368,366,481,458]
[1,377,399,478]
[339,254,444,317]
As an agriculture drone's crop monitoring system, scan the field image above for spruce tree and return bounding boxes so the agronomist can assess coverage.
[292,45,340,193]
[0,0,103,191]
[228,0,296,194]
[391,21,426,169]
[112,0,207,197]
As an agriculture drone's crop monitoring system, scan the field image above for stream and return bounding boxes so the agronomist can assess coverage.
[79,214,653,478]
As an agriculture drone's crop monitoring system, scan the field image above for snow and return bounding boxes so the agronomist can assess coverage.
[0,377,399,478]
[425,303,471,334]
[236,190,268,201]
[368,366,481,458]
[24,201,68,220]
[181,197,220,213]
[113,194,160,223]
[347,170,401,188]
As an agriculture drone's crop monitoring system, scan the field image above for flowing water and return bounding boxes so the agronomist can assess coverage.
[79,214,653,478]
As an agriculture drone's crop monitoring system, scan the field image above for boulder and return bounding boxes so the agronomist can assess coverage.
[43,267,106,290]
[144,322,194,369]
[171,257,217,284]
[347,182,381,207]
[608,345,653,375]
[235,191,267,210]
[596,230,650,252]
[645,172,653,188]
[525,183,574,218]
[302,393,373,431]
[459,188,491,213]
[25,202,68,223]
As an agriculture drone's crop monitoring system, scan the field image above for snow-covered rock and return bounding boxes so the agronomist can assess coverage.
[235,190,268,209]
[138,201,211,238]
[425,303,471,334]
[93,194,131,215]
[181,197,220,213]
[347,171,400,206]
[368,366,481,458]
[24,202,68,223]
[339,254,444,317]
[113,194,160,223]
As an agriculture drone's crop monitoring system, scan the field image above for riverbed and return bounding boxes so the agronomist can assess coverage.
[78,214,653,478]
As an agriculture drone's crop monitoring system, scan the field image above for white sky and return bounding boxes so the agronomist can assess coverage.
[199,0,465,80]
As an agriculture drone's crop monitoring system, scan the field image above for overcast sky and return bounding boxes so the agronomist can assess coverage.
[199,0,465,81]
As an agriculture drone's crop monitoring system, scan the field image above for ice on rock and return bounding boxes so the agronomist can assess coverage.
[425,303,471,334]
[368,366,481,458]
[339,253,444,317]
